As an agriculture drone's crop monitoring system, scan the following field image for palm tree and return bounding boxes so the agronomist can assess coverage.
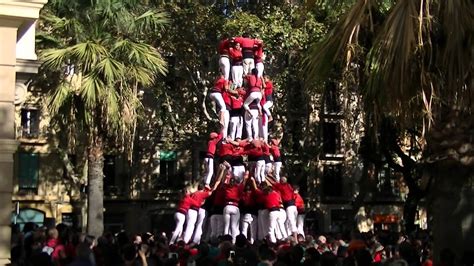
[305,0,473,261]
[37,0,168,237]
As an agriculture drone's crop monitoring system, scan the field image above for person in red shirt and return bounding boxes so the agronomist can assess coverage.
[229,42,243,88]
[270,138,282,182]
[239,172,258,244]
[228,88,246,140]
[293,185,305,237]
[210,75,229,137]
[244,139,265,184]
[218,36,231,80]
[254,40,264,77]
[203,132,223,186]
[170,186,198,244]
[230,138,247,182]
[261,76,274,142]
[222,176,244,243]
[270,176,298,239]
[262,184,287,243]
[234,34,259,76]
[243,68,263,141]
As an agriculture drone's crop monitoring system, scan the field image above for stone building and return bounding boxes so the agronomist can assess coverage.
[0,0,48,263]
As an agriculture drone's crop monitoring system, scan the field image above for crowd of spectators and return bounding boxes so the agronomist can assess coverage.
[11,221,474,266]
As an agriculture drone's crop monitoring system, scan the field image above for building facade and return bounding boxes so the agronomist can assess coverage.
[0,0,48,263]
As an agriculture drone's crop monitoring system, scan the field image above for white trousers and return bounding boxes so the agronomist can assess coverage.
[229,115,243,140]
[255,160,266,184]
[221,110,230,139]
[268,210,284,243]
[278,209,289,240]
[257,209,269,240]
[183,209,198,243]
[170,212,186,244]
[273,161,282,182]
[232,165,246,183]
[265,163,273,177]
[243,58,255,76]
[241,213,257,244]
[232,65,243,87]
[256,62,264,78]
[285,205,298,235]
[262,100,273,117]
[223,205,240,242]
[297,214,305,237]
[219,56,231,80]
[210,214,224,240]
[192,208,207,244]
[244,109,260,141]
[204,158,214,185]
[210,92,226,113]
[243,92,262,113]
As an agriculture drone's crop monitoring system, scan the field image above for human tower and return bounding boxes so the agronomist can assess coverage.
[170,34,305,245]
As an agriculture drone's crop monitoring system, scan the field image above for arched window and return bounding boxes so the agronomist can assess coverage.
[12,208,45,231]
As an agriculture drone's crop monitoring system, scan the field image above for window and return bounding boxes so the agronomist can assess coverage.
[12,208,45,231]
[322,164,343,198]
[103,155,116,189]
[20,109,40,138]
[324,82,341,114]
[159,151,177,187]
[322,122,341,154]
[18,153,39,190]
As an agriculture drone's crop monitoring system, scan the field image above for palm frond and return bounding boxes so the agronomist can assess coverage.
[48,82,74,116]
[80,73,105,109]
[304,0,374,87]
[41,48,70,70]
[134,10,169,33]
[365,0,419,117]
[69,41,109,71]
[95,57,125,84]
[440,0,474,103]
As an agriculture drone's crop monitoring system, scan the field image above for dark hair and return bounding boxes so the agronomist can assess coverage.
[243,32,250,38]
[251,68,258,76]
[122,244,137,261]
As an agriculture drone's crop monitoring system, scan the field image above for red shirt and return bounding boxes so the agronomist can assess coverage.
[222,91,232,107]
[234,37,256,50]
[219,142,235,157]
[213,77,227,93]
[218,39,230,55]
[253,189,266,209]
[224,183,243,203]
[231,145,244,157]
[213,187,227,207]
[270,144,281,158]
[245,143,263,158]
[294,193,304,211]
[207,133,223,156]
[245,75,263,93]
[262,144,270,156]
[254,43,264,63]
[191,190,212,208]
[273,183,295,202]
[231,95,243,110]
[178,194,199,212]
[264,81,273,101]
[264,190,283,209]
[240,190,255,208]
[229,47,243,64]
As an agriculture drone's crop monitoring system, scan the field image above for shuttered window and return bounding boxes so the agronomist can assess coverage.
[18,153,39,190]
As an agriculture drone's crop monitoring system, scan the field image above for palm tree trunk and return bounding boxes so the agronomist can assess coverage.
[87,138,104,237]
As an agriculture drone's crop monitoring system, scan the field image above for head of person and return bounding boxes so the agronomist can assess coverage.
[264,75,270,82]
[229,177,237,186]
[234,42,241,49]
[293,185,300,194]
[47,228,58,240]
[242,32,250,38]
[251,67,258,76]
[280,176,287,184]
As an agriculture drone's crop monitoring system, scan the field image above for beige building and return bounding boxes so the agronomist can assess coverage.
[0,0,48,263]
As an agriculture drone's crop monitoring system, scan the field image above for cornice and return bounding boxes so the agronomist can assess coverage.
[0,0,48,21]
